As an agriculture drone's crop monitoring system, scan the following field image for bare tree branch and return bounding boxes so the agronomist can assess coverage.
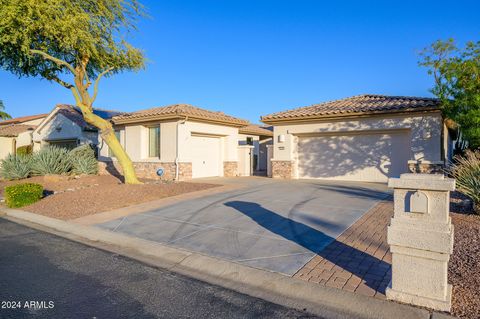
[92,67,114,103]
[30,49,76,74]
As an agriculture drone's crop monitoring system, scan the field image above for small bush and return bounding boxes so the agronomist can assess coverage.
[16,145,33,156]
[31,146,72,176]
[69,144,98,175]
[0,154,32,180]
[5,183,43,208]
[448,150,480,214]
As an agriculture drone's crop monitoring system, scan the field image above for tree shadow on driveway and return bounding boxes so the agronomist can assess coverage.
[224,201,390,293]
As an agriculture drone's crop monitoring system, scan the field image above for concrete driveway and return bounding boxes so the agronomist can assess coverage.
[97,178,390,275]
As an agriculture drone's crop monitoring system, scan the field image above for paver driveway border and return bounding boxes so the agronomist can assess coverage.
[1,208,443,319]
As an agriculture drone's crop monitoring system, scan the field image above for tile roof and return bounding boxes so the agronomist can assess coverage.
[261,94,441,122]
[0,124,37,137]
[0,113,48,126]
[239,124,273,137]
[113,104,249,127]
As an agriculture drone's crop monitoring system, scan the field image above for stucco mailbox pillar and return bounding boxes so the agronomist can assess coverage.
[386,173,455,311]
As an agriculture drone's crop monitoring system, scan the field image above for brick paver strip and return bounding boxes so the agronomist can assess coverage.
[293,198,393,299]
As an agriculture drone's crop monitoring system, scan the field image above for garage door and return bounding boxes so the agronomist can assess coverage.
[191,135,221,178]
[297,131,410,183]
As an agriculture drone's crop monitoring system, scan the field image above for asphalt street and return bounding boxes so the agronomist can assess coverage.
[0,218,320,319]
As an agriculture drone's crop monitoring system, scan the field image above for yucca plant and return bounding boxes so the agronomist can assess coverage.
[0,154,32,180]
[31,146,72,176]
[448,150,480,214]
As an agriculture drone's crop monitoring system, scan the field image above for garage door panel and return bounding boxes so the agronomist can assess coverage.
[191,136,221,178]
[298,132,410,183]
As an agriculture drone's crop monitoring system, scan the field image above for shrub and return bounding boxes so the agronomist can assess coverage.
[71,156,98,175]
[16,144,33,156]
[69,144,98,175]
[448,150,480,214]
[0,154,32,180]
[4,183,43,208]
[31,146,72,176]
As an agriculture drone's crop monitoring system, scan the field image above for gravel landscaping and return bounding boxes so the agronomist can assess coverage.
[0,175,219,220]
[449,192,480,319]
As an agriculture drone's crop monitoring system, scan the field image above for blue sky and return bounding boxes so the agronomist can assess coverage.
[1,0,479,123]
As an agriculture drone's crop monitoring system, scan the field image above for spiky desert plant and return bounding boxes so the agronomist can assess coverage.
[31,146,72,175]
[0,154,32,180]
[448,150,480,214]
[69,144,98,175]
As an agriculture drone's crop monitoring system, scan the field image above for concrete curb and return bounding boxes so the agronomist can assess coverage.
[1,208,453,319]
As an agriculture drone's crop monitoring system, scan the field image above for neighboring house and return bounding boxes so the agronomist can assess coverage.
[0,113,48,159]
[238,124,273,174]
[261,94,455,183]
[32,104,122,151]
[98,104,267,180]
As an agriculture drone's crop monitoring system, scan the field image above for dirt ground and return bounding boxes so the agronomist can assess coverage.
[449,192,480,319]
[0,175,219,220]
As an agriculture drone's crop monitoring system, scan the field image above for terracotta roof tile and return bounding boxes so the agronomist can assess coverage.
[113,104,249,126]
[0,113,47,126]
[0,124,37,137]
[261,94,441,122]
[239,124,273,137]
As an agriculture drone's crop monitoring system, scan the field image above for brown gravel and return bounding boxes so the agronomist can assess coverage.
[449,192,480,319]
[0,175,219,220]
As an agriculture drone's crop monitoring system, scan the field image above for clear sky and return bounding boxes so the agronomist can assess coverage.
[1,0,479,123]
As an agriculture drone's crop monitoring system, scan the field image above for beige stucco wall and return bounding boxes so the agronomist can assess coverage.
[99,119,240,179]
[22,117,45,126]
[272,112,443,162]
[0,137,14,159]
[33,113,97,147]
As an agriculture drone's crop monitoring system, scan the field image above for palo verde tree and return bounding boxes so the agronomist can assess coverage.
[0,0,145,183]
[419,39,480,150]
[0,100,12,120]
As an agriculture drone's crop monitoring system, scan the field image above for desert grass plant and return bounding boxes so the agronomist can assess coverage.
[448,150,480,214]
[0,154,32,180]
[31,146,72,176]
[69,144,98,175]
[5,183,43,208]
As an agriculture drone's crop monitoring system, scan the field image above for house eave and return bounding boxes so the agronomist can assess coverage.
[113,114,248,127]
[261,108,442,125]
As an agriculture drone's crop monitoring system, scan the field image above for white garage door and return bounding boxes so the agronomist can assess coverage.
[191,135,221,178]
[297,131,410,183]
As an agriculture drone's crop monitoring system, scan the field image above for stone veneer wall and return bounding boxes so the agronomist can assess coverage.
[223,161,238,177]
[99,161,192,181]
[271,160,293,179]
[408,162,444,174]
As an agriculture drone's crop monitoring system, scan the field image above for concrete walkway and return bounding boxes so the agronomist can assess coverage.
[97,178,390,275]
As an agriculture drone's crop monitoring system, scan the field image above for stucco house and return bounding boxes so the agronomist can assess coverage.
[32,104,121,151]
[98,104,270,180]
[0,113,48,159]
[261,94,455,183]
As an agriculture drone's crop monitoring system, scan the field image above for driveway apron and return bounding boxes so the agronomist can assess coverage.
[97,178,390,275]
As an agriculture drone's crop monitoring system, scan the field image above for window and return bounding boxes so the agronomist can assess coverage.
[109,130,121,157]
[149,126,160,157]
[246,137,254,146]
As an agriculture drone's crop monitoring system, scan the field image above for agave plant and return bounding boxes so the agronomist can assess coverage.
[0,154,32,180]
[69,144,98,175]
[448,150,480,214]
[31,146,72,176]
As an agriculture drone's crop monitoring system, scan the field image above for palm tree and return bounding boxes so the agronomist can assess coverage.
[0,100,12,120]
